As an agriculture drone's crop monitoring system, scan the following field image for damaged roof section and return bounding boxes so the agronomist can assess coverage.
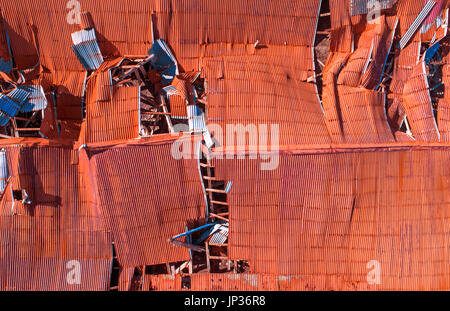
[350,0,395,16]
[0,142,112,290]
[211,145,450,290]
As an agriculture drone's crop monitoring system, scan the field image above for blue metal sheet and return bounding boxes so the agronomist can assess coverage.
[0,87,29,126]
[18,85,48,112]
[350,0,394,16]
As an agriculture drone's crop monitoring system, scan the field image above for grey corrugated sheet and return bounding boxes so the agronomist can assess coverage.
[18,85,48,112]
[399,1,436,49]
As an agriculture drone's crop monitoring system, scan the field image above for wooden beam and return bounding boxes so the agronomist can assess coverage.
[202,176,219,181]
[208,242,228,247]
[141,111,171,115]
[174,260,190,274]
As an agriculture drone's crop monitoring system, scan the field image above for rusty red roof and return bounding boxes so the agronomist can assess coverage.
[86,136,207,267]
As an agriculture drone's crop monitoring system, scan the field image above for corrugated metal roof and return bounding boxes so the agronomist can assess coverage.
[144,274,182,291]
[0,88,29,126]
[18,85,48,113]
[203,52,331,146]
[0,0,448,292]
[87,137,207,267]
[79,60,140,144]
[210,145,450,290]
[403,60,440,141]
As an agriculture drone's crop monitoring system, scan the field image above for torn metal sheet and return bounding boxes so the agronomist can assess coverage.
[195,222,228,244]
[0,149,8,192]
[187,105,207,133]
[18,85,48,112]
[0,88,29,126]
[0,57,12,74]
[209,223,229,244]
[425,42,440,63]
[148,39,179,84]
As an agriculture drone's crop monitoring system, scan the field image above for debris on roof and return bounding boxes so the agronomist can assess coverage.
[0,148,8,192]
[0,88,29,126]
[350,0,395,17]
[17,85,47,112]
[148,39,179,85]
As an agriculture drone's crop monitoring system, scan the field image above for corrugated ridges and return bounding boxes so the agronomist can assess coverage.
[211,146,450,290]
[438,37,450,140]
[88,138,207,267]
[403,60,440,141]
[0,143,112,290]
[203,52,331,146]
[144,274,181,291]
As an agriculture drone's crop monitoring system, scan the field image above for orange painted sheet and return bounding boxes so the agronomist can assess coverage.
[323,2,397,143]
[0,143,112,291]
